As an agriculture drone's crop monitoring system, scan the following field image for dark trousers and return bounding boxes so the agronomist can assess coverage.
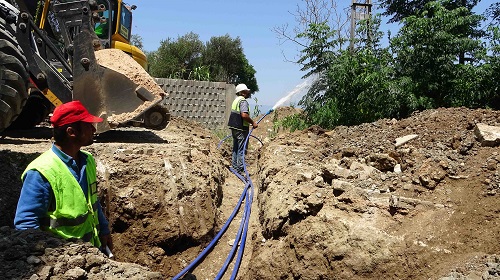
[231,129,248,173]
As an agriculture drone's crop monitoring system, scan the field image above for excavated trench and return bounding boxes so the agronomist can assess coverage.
[1,107,500,279]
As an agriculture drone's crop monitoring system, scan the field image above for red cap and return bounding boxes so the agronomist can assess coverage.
[50,101,103,128]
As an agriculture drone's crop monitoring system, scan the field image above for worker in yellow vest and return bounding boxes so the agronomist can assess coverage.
[14,101,112,253]
[227,84,258,175]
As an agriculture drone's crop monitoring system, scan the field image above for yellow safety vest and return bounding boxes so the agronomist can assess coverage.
[227,96,249,131]
[22,150,101,247]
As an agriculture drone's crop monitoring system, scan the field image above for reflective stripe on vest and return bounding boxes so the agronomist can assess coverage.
[21,150,101,247]
[227,96,249,131]
[42,201,98,228]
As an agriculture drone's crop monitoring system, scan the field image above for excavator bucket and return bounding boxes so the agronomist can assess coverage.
[71,30,166,133]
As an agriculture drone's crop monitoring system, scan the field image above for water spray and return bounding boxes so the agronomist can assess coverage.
[271,77,312,110]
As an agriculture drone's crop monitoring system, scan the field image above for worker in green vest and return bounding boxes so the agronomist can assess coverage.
[227,84,258,175]
[14,101,112,254]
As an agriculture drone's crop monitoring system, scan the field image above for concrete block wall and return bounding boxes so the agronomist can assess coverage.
[155,78,235,129]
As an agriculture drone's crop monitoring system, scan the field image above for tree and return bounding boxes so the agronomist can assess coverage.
[148,32,204,79]
[480,22,500,108]
[276,0,497,131]
[202,35,258,91]
[147,33,258,89]
[130,34,144,50]
[391,1,486,108]
[273,0,350,75]
[235,54,258,92]
[380,0,480,23]
[299,17,406,128]
[274,0,411,128]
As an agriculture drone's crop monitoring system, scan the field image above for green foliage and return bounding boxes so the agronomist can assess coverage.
[279,113,308,132]
[236,55,259,92]
[251,97,261,118]
[188,66,210,81]
[486,2,500,25]
[147,32,204,79]
[298,16,406,129]
[130,34,144,50]
[297,23,338,78]
[391,1,486,108]
[275,0,497,132]
[202,35,259,91]
[147,33,259,91]
[380,0,480,23]
[480,25,500,108]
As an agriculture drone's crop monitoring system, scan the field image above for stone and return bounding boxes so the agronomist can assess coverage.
[64,267,87,279]
[395,134,419,147]
[366,153,398,172]
[26,255,41,265]
[475,123,500,147]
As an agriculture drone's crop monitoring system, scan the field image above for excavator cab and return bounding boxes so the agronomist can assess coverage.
[94,0,147,69]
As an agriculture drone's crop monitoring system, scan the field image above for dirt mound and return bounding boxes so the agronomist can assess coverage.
[0,227,162,279]
[95,49,164,97]
[0,107,499,279]
[248,107,500,279]
[94,49,166,125]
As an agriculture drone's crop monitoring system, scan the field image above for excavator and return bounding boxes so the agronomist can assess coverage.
[0,0,170,133]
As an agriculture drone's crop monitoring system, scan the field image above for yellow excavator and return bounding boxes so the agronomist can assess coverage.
[0,0,169,133]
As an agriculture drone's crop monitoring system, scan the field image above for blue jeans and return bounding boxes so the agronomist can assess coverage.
[231,129,248,173]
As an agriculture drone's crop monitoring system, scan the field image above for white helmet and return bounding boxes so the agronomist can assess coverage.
[235,84,250,94]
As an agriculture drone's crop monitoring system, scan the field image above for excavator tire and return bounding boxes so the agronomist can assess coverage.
[144,105,170,130]
[0,12,29,133]
[8,90,53,129]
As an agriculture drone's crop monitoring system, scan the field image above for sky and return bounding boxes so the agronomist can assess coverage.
[130,0,315,108]
[129,0,493,108]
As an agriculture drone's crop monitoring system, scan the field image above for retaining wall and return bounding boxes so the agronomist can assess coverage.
[155,78,235,130]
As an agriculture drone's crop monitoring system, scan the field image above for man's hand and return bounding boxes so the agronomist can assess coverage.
[242,112,258,129]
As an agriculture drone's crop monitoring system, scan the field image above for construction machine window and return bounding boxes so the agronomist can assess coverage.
[95,12,110,39]
[95,1,112,40]
[118,3,132,41]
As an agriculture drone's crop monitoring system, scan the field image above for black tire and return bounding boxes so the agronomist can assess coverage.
[0,10,29,132]
[144,106,170,130]
[8,90,53,129]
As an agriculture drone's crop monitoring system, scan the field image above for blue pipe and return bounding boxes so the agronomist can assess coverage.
[226,110,271,279]
[174,109,274,279]
[172,182,250,280]
[214,193,249,279]
[230,181,254,280]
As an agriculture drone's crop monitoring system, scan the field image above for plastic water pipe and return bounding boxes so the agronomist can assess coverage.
[214,194,249,279]
[224,110,271,279]
[174,108,274,279]
[172,182,250,280]
[229,180,254,280]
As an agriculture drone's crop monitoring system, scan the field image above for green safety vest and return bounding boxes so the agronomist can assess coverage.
[227,96,249,131]
[22,150,101,247]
